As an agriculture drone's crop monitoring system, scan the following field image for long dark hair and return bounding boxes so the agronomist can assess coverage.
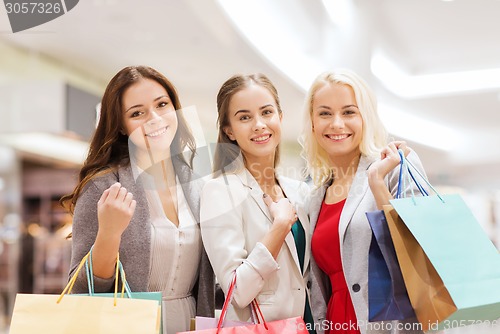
[61,65,196,213]
[213,73,283,174]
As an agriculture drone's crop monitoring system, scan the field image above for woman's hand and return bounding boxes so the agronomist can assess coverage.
[97,182,136,239]
[92,182,136,279]
[263,194,297,228]
[261,194,298,259]
[367,141,410,183]
[367,141,411,209]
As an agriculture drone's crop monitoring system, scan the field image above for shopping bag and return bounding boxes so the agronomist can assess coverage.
[178,273,308,334]
[366,209,415,321]
[383,204,455,332]
[191,316,306,333]
[82,248,163,333]
[195,316,249,330]
[9,251,161,334]
[387,151,500,331]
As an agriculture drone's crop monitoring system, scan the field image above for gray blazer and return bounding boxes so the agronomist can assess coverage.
[69,157,215,317]
[309,152,425,334]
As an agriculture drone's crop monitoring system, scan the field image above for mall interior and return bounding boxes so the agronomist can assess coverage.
[1,0,500,333]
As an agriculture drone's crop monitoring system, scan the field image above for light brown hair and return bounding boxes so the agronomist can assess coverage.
[61,65,196,213]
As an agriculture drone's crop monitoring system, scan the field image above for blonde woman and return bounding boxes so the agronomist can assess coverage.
[300,69,424,334]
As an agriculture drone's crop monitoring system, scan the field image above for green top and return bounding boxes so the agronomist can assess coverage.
[291,220,315,334]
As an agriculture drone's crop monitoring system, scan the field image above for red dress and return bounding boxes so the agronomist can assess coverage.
[311,199,360,334]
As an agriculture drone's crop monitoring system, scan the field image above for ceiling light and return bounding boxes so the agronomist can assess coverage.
[371,50,500,98]
[378,103,460,151]
[216,0,458,152]
[0,132,88,165]
[216,0,322,90]
[321,0,353,27]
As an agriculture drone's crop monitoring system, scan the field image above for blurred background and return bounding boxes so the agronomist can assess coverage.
[1,0,500,332]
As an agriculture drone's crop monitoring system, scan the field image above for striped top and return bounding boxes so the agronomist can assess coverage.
[141,174,202,334]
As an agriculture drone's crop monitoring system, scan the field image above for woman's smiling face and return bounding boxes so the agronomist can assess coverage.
[224,84,282,164]
[312,83,363,162]
[122,78,178,164]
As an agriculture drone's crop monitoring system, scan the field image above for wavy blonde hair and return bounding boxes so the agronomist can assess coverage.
[299,69,387,187]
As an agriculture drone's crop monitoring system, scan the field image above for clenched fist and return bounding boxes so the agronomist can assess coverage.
[97,182,137,239]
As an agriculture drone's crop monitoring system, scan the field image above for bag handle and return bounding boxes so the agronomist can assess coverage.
[396,150,427,199]
[396,149,444,204]
[57,248,129,306]
[86,246,132,299]
[216,272,268,333]
[58,252,90,303]
[250,300,268,328]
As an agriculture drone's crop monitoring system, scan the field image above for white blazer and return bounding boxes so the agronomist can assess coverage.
[309,152,425,334]
[201,168,310,322]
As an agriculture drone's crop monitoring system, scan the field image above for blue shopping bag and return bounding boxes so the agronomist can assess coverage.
[366,209,415,321]
[390,151,500,331]
[366,152,423,322]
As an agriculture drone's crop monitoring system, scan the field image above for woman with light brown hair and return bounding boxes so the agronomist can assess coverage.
[61,65,214,333]
[200,73,314,330]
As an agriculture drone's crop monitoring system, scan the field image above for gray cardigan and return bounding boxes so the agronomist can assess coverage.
[69,157,215,317]
[308,152,425,334]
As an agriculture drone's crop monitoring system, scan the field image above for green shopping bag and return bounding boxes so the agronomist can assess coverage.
[390,152,500,331]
